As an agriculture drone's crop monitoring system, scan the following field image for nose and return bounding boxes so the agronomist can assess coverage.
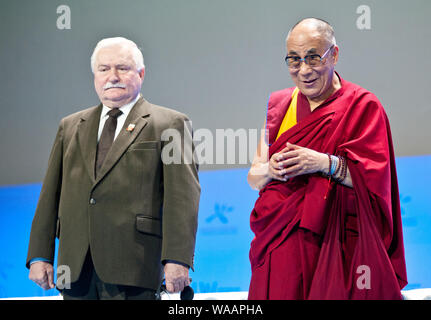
[298,61,313,76]
[107,68,120,82]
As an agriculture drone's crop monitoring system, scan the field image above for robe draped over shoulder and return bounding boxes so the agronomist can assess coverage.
[249,75,407,300]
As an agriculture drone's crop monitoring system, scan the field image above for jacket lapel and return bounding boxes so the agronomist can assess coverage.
[93,97,151,186]
[77,105,102,183]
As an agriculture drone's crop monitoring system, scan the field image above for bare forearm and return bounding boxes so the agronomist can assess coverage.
[247,162,272,190]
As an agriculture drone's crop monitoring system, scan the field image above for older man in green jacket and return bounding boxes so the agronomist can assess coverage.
[26,37,200,300]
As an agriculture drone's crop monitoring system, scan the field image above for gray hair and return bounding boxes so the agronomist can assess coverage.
[286,18,337,46]
[90,37,145,73]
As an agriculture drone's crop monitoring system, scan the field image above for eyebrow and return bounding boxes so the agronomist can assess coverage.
[115,64,131,68]
[287,48,319,56]
[97,64,131,69]
[306,48,318,54]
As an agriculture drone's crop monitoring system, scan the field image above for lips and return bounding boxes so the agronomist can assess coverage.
[302,79,317,84]
[104,87,125,90]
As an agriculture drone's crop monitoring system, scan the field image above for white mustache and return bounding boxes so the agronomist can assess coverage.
[103,82,126,90]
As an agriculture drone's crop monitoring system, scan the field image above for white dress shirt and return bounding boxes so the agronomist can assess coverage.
[97,94,141,142]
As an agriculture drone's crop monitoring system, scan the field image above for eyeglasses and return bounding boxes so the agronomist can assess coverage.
[285,45,334,70]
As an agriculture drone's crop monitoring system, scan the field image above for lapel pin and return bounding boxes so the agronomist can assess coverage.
[126,124,136,132]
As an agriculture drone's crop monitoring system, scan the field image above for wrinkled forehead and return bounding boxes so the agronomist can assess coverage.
[95,44,136,66]
[286,27,329,54]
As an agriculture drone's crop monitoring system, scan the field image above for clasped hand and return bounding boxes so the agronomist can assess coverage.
[268,142,327,181]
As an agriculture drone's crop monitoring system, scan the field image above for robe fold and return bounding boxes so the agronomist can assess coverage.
[248,74,407,300]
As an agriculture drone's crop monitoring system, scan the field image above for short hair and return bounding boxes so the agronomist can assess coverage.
[286,17,337,46]
[90,37,145,73]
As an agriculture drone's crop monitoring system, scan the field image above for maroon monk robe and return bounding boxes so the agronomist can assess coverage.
[248,74,407,300]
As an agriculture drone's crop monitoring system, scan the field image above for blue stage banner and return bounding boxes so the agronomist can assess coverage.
[395,155,431,290]
[0,155,430,298]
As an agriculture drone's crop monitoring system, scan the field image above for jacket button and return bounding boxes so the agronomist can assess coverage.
[89,198,96,205]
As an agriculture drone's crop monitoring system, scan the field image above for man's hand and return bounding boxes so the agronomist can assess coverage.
[164,262,190,293]
[269,142,327,181]
[29,261,55,290]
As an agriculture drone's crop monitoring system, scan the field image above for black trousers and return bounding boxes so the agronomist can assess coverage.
[61,250,159,300]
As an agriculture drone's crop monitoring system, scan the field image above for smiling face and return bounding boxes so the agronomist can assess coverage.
[286,21,339,104]
[93,44,145,108]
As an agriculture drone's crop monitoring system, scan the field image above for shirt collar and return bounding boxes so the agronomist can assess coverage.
[101,94,141,118]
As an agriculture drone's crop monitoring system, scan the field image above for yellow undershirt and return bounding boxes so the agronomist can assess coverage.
[275,87,299,141]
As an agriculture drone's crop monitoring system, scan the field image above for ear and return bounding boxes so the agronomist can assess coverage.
[332,46,339,65]
[139,67,145,80]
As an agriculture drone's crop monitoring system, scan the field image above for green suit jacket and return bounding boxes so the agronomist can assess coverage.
[26,97,200,290]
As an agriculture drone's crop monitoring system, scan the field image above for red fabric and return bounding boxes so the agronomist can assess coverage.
[297,91,312,122]
[249,75,407,300]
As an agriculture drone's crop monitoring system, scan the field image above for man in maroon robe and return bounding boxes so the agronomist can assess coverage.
[247,18,407,299]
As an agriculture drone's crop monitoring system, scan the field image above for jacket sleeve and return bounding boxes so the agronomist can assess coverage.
[26,119,64,268]
[160,114,200,270]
